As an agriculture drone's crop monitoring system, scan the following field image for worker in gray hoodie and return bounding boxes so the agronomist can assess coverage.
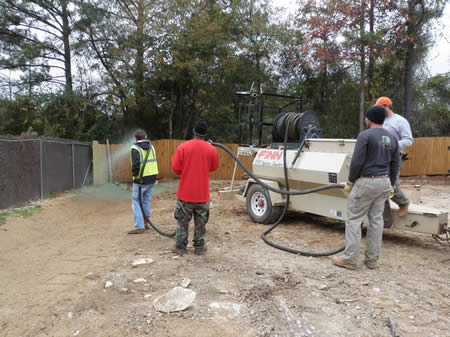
[375,96,413,223]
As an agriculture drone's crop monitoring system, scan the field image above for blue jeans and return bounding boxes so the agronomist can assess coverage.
[132,183,154,229]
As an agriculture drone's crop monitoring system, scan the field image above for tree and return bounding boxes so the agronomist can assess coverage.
[78,0,170,126]
[149,0,280,141]
[412,73,449,136]
[295,0,347,107]
[402,0,445,118]
[0,0,76,94]
[0,97,38,135]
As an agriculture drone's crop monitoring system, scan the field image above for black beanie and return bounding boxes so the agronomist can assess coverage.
[193,119,208,136]
[365,106,386,125]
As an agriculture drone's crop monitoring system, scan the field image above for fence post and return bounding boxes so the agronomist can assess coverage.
[40,139,43,199]
[72,143,75,188]
[106,139,113,183]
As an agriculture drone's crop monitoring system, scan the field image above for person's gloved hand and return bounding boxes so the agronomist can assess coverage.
[343,182,353,195]
[134,178,143,185]
[389,186,395,199]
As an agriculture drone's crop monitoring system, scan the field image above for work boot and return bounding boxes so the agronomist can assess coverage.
[128,228,145,234]
[144,222,151,230]
[171,246,187,256]
[194,246,207,256]
[398,203,409,217]
[331,256,358,270]
[364,260,379,269]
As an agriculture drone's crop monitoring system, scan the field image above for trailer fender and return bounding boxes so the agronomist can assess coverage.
[244,178,284,206]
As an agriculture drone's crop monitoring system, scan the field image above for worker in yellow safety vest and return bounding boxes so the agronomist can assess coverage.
[128,130,158,234]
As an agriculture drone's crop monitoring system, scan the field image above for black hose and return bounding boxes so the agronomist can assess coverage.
[210,134,345,256]
[137,142,175,238]
[260,126,345,256]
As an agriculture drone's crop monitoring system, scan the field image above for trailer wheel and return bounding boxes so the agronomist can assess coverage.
[246,184,281,224]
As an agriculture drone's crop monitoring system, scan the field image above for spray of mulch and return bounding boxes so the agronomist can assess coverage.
[81,129,179,202]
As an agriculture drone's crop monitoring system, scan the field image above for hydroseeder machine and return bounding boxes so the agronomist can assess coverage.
[214,87,449,254]
[137,87,449,254]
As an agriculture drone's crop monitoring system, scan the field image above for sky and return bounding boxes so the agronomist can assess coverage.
[272,0,450,76]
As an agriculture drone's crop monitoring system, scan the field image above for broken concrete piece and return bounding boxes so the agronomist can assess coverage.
[104,281,113,288]
[181,278,191,288]
[131,258,153,267]
[208,301,241,317]
[133,278,147,284]
[153,287,196,313]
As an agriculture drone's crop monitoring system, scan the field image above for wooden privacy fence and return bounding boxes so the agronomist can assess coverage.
[401,137,449,176]
[92,139,253,184]
[92,137,449,184]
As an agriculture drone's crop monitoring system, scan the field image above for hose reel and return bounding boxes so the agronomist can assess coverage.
[272,111,322,144]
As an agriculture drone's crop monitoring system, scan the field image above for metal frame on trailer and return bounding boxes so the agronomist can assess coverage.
[236,88,301,147]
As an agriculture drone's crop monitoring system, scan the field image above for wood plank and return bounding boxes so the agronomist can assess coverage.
[448,137,450,175]
[402,138,426,176]
[92,141,108,184]
[428,137,449,175]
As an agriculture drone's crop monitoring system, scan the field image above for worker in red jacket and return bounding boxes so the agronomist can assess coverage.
[171,119,219,255]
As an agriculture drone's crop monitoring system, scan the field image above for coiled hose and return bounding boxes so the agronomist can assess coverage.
[210,130,345,256]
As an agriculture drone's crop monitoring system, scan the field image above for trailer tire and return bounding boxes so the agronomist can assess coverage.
[246,184,282,224]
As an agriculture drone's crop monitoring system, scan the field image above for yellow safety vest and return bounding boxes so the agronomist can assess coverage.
[130,143,159,178]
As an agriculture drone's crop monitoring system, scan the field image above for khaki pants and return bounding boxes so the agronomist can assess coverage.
[343,177,391,264]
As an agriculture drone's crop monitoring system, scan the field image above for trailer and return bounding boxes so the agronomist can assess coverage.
[219,88,448,241]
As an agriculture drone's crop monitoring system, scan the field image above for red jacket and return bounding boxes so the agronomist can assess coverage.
[171,139,219,202]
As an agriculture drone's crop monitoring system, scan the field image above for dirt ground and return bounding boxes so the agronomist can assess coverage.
[0,177,449,337]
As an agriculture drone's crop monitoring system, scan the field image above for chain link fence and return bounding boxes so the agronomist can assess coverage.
[0,137,92,210]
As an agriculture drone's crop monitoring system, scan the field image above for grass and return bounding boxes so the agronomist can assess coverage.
[0,206,43,225]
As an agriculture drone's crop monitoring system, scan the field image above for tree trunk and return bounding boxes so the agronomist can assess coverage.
[169,87,175,139]
[404,43,414,118]
[367,0,375,102]
[320,65,327,105]
[256,53,261,95]
[135,0,146,114]
[403,0,419,118]
[320,37,328,105]
[61,2,73,94]
[28,69,32,97]
[359,1,366,132]
[359,58,365,132]
[183,110,193,140]
[177,91,184,138]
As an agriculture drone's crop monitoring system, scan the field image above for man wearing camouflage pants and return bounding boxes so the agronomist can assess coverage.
[332,106,400,270]
[171,120,219,255]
